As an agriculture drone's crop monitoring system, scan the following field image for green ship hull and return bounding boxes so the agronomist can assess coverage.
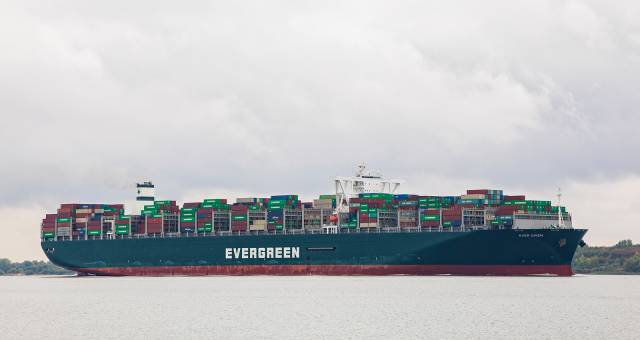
[41,228,587,276]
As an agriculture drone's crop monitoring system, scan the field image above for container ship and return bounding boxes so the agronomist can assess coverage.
[40,165,587,276]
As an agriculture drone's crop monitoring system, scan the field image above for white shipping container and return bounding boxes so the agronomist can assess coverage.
[250,220,267,231]
[313,199,333,209]
[57,227,71,236]
[461,194,486,200]
[75,208,92,214]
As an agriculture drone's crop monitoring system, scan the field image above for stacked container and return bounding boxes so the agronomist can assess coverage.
[146,217,162,234]
[41,214,56,239]
[42,188,574,239]
[267,195,300,231]
[87,215,102,236]
[231,205,249,232]
[180,207,196,233]
[442,207,462,228]
[196,207,214,233]
[393,195,418,228]
[420,209,441,228]
[313,194,336,210]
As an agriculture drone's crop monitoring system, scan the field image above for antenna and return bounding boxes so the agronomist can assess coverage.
[557,188,564,228]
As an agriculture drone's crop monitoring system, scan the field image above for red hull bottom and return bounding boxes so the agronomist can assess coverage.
[75,264,574,277]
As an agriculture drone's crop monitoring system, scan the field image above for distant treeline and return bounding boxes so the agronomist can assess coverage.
[573,240,640,274]
[0,259,73,275]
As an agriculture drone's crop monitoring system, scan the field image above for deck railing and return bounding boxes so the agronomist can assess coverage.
[43,225,500,242]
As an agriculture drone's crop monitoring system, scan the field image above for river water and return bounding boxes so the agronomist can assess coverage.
[1,275,638,339]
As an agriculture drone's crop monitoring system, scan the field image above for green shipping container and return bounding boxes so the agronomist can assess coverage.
[56,217,71,223]
[203,199,225,204]
[421,215,440,221]
[319,194,336,200]
[232,216,247,221]
[42,232,55,237]
[88,230,101,235]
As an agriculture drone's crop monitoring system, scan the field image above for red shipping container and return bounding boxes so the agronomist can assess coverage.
[57,211,72,218]
[41,226,56,232]
[504,195,525,201]
[421,219,440,225]
[495,206,518,215]
[58,207,73,214]
[183,202,201,209]
[147,225,163,233]
[231,205,249,212]
[162,207,178,214]
[467,189,489,195]
[423,209,440,216]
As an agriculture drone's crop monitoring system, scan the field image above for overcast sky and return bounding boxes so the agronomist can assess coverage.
[1,1,639,260]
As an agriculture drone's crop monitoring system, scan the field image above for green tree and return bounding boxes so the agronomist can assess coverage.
[0,258,72,275]
[624,253,640,273]
[615,240,633,248]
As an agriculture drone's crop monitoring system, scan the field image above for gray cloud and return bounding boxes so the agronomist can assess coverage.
[1,1,639,257]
